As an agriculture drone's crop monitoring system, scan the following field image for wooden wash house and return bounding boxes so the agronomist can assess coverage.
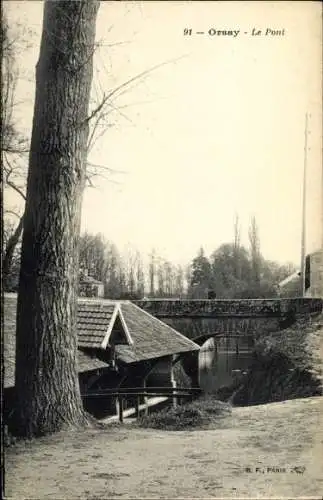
[3,294,200,424]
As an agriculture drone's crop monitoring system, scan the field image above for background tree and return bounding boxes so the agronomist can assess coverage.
[79,232,108,281]
[3,217,22,291]
[125,245,136,297]
[248,215,262,294]
[210,243,251,298]
[135,250,145,298]
[76,228,298,300]
[122,244,144,299]
[188,247,211,298]
[157,256,165,297]
[233,213,242,281]
[174,264,185,298]
[185,214,298,299]
[2,9,177,289]
[79,233,147,299]
[15,0,100,437]
[104,242,123,297]
[162,260,172,297]
[2,14,30,289]
[148,248,156,297]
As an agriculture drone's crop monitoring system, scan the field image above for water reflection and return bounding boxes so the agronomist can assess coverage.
[198,335,254,393]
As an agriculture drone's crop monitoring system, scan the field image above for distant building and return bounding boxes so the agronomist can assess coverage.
[79,269,104,298]
[276,249,323,298]
[277,271,301,297]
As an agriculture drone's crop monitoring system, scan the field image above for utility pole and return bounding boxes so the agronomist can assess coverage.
[321,161,323,250]
[300,113,308,297]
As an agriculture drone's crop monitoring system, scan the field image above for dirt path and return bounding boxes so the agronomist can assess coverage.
[5,396,323,499]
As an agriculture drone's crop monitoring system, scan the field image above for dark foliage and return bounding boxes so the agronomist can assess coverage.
[137,395,231,431]
[224,349,321,406]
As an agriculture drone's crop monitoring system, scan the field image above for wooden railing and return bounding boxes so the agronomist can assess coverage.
[82,386,202,422]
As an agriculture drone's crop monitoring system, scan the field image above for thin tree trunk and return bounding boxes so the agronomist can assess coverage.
[15,0,100,437]
[3,215,24,290]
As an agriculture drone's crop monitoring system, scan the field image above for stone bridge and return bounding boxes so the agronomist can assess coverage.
[134,298,323,390]
[134,298,323,343]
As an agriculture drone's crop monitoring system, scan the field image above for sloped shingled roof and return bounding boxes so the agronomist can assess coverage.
[3,295,199,388]
[77,301,115,348]
[3,295,110,389]
[115,302,199,363]
[77,298,199,363]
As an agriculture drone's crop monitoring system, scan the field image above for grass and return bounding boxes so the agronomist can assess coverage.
[136,395,232,431]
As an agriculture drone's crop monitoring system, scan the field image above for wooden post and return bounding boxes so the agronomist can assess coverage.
[171,356,177,408]
[301,112,308,297]
[135,396,140,419]
[118,395,123,423]
[143,378,148,416]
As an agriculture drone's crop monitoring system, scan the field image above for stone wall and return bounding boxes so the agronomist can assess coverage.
[134,298,323,319]
[162,317,278,342]
[134,297,322,344]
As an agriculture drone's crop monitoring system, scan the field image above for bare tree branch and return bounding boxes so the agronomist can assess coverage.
[3,154,27,200]
[3,208,23,219]
[4,178,26,200]
[87,161,128,175]
[85,55,188,125]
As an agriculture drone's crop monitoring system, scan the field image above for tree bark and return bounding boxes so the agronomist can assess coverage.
[15,0,100,437]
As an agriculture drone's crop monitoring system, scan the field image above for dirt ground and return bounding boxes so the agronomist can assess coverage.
[4,396,323,499]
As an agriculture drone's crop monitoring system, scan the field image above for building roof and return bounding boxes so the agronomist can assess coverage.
[114,302,199,363]
[77,301,133,349]
[278,271,300,289]
[78,298,199,363]
[3,295,111,389]
[77,351,109,373]
[3,295,199,388]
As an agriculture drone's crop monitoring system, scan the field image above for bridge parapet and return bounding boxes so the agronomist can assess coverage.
[134,298,323,319]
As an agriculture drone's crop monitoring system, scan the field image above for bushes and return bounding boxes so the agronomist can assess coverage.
[137,396,231,431]
[228,340,322,406]
[213,314,323,407]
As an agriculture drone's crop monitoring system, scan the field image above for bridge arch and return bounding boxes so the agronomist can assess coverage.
[192,331,254,346]
[197,333,254,393]
[134,298,323,394]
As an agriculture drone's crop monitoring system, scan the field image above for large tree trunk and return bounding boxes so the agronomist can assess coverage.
[15,0,100,437]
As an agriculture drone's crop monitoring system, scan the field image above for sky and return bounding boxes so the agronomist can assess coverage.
[4,1,323,268]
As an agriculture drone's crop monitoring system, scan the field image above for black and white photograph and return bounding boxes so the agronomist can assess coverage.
[2,1,323,498]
